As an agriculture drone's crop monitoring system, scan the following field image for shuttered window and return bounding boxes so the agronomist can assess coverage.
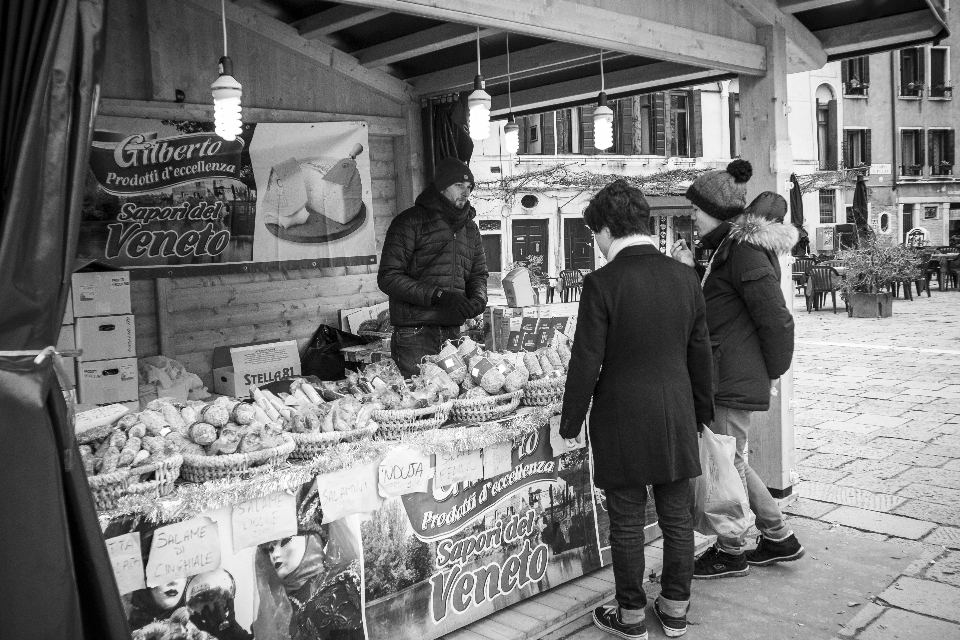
[929,129,955,176]
[842,57,870,96]
[842,129,872,168]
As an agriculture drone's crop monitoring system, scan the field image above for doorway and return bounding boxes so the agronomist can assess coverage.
[512,219,549,266]
[564,218,594,271]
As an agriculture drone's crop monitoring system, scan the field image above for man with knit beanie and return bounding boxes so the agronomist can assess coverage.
[673,160,804,579]
[378,157,488,377]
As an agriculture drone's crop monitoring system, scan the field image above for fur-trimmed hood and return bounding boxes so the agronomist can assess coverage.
[727,213,800,256]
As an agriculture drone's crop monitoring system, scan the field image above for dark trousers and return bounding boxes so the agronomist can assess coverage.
[391,325,461,378]
[606,478,694,611]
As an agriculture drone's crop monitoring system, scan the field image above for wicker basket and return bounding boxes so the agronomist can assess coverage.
[372,401,453,439]
[126,454,184,500]
[289,425,378,460]
[87,469,132,511]
[451,390,523,423]
[522,376,566,406]
[179,434,296,483]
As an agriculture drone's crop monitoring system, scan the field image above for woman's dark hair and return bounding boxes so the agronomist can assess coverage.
[583,179,651,238]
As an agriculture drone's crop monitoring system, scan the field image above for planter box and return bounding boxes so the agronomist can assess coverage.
[848,292,893,318]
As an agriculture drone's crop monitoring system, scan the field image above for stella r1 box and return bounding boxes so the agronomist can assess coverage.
[212,340,301,398]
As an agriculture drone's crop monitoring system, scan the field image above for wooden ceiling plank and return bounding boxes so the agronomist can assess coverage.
[336,0,767,75]
[778,0,851,14]
[294,6,388,39]
[814,10,940,56]
[409,42,626,96]
[489,61,722,114]
[355,23,501,68]
[724,0,827,71]
[184,0,415,102]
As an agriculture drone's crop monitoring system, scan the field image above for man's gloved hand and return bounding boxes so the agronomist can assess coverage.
[469,298,486,318]
[432,289,475,319]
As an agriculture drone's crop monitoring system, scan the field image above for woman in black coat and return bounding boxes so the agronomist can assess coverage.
[559,180,713,639]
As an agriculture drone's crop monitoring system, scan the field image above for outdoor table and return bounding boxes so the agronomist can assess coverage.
[930,253,959,291]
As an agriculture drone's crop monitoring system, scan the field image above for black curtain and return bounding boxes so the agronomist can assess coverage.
[421,96,474,184]
[789,173,809,256]
[0,1,129,639]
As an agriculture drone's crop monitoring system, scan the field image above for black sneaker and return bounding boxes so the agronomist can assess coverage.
[653,600,687,638]
[592,604,648,640]
[693,545,749,579]
[745,533,805,566]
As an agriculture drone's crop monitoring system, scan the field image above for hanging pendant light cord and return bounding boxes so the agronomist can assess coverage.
[476,27,481,75]
[221,0,228,56]
[600,49,605,92]
[506,33,512,111]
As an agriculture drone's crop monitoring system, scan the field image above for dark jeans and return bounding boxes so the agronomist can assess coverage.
[606,478,694,612]
[391,325,461,378]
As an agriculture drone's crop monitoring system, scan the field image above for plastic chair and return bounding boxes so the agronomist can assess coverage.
[806,265,842,313]
[559,269,584,302]
[947,254,960,290]
[792,257,815,295]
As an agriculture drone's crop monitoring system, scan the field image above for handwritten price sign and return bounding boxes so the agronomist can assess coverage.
[106,532,145,594]
[315,462,382,523]
[145,516,221,587]
[379,448,432,497]
[482,442,513,478]
[434,449,483,487]
[231,492,297,551]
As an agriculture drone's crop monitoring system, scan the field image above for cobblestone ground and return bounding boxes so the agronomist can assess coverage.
[788,288,960,637]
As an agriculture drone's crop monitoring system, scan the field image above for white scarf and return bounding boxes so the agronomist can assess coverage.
[605,234,656,261]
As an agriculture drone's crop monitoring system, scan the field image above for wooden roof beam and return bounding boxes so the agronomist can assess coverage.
[409,42,628,97]
[337,0,767,76]
[814,10,941,57]
[185,0,415,103]
[725,0,827,73]
[778,0,850,13]
[293,6,388,39]
[489,61,723,115]
[355,24,500,68]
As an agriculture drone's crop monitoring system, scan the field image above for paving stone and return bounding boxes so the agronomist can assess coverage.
[825,506,935,539]
[866,437,927,452]
[862,378,906,387]
[799,481,907,512]
[798,408,855,422]
[898,467,960,490]
[859,607,960,640]
[847,414,911,428]
[794,450,812,462]
[837,474,911,495]
[897,483,960,506]
[934,434,960,448]
[923,401,960,415]
[793,414,831,427]
[934,423,960,436]
[796,437,830,450]
[798,453,858,469]
[945,459,960,472]
[887,451,952,467]
[782,497,839,519]
[900,387,960,400]
[924,551,960,588]
[838,602,886,638]
[877,576,960,623]
[849,401,919,417]
[815,420,885,435]
[917,444,960,459]
[835,366,877,376]
[893,500,960,527]
[899,410,954,425]
[923,526,960,550]
[810,429,874,444]
[815,443,893,459]
[872,425,941,442]
[796,467,849,483]
[858,390,900,400]
[843,459,912,479]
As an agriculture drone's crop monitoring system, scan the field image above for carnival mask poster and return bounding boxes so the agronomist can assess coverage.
[80,118,377,274]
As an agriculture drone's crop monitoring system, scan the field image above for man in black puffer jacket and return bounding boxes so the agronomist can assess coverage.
[378,158,488,377]
[674,161,805,581]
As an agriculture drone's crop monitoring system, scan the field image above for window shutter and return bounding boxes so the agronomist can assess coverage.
[949,130,956,164]
[919,48,926,88]
[842,133,850,168]
[827,99,839,170]
[667,94,677,157]
[728,93,738,157]
[863,57,870,85]
[653,92,667,156]
[929,130,935,166]
[620,99,633,155]
[865,129,872,166]
[919,130,926,167]
[582,105,595,154]
[841,60,849,90]
[692,90,703,157]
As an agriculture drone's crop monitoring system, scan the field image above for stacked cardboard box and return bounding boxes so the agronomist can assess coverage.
[486,302,579,352]
[73,271,138,409]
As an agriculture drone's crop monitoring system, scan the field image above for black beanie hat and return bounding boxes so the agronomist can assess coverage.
[744,191,788,223]
[434,158,475,193]
[685,159,753,221]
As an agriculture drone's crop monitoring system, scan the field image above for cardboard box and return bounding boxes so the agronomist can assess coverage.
[75,314,136,361]
[212,340,301,397]
[57,324,76,351]
[77,357,138,404]
[501,268,536,307]
[489,303,580,352]
[71,271,131,317]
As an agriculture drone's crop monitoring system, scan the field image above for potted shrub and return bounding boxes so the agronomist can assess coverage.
[836,236,921,318]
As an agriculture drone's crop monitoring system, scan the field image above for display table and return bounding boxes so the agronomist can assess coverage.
[98,406,656,640]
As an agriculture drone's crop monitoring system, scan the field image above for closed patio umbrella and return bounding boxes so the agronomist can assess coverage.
[789,173,809,256]
[852,174,871,245]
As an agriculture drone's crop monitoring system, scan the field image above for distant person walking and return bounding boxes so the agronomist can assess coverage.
[561,180,713,638]
[673,161,805,579]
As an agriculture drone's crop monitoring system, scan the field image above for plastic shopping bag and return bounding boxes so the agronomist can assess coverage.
[692,426,755,538]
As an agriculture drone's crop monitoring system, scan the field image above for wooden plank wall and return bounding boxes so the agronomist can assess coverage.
[131,135,398,388]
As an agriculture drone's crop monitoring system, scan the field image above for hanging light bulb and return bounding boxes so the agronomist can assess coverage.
[211,0,242,141]
[467,28,492,141]
[502,34,519,154]
[593,50,613,151]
